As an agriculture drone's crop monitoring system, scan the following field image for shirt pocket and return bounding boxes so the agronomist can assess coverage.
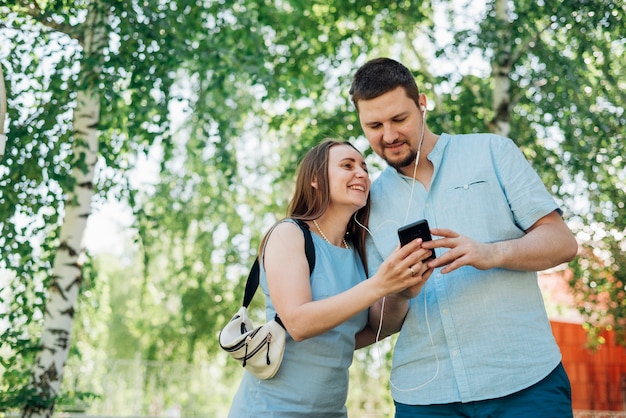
[446,179,492,214]
[452,179,487,191]
[438,178,514,241]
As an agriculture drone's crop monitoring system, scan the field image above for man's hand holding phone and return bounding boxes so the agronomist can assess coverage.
[419,227,497,274]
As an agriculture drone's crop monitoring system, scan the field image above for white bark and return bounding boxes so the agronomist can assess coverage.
[490,0,512,138]
[24,5,106,417]
[24,89,99,418]
[0,63,6,158]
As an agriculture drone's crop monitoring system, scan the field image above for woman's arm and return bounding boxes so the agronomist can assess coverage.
[265,222,430,342]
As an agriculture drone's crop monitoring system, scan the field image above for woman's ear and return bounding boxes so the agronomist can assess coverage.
[311,177,318,189]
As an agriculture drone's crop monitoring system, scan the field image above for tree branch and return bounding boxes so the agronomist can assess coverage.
[14,2,79,40]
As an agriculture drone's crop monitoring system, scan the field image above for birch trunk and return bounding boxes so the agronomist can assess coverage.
[23,6,106,417]
[0,63,6,158]
[489,0,512,138]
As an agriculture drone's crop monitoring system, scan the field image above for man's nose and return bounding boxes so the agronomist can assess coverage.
[382,124,398,143]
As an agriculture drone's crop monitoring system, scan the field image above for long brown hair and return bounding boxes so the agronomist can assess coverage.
[261,139,370,272]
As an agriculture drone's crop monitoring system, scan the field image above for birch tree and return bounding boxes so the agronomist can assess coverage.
[432,0,625,344]
[2,0,213,413]
[0,64,6,158]
[488,0,512,137]
[370,1,623,347]
[22,7,107,416]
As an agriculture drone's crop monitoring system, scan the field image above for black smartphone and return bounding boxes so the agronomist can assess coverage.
[397,219,436,261]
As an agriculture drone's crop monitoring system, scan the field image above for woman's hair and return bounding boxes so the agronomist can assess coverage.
[288,139,344,220]
[349,57,421,112]
[261,139,370,272]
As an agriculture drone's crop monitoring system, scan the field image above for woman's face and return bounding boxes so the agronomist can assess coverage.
[326,144,370,211]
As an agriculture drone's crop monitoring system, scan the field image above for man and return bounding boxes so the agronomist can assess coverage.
[350,57,578,417]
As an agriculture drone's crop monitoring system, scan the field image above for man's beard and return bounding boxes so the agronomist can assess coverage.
[386,149,417,170]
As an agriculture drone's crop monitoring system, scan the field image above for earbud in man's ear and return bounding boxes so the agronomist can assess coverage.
[420,106,426,112]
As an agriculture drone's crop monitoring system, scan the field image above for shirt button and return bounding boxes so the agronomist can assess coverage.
[452,350,459,356]
[463,184,469,190]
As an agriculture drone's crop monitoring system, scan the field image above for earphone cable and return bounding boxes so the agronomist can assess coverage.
[356,105,439,392]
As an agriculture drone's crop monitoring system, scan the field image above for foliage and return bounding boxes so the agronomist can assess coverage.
[434,0,626,344]
[569,239,626,349]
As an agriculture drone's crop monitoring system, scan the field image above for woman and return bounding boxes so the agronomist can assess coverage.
[228,139,432,417]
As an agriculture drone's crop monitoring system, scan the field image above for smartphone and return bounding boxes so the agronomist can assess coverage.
[397,219,436,261]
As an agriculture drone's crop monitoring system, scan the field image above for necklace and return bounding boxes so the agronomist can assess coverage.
[313,219,349,249]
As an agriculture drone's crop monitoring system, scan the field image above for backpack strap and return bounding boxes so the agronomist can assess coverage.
[293,218,316,273]
[242,219,315,309]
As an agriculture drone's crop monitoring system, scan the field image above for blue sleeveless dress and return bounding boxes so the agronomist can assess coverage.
[228,221,368,417]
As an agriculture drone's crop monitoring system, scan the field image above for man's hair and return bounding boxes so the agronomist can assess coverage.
[349,57,421,111]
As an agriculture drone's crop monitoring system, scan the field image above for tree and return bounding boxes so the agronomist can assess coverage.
[383,0,625,347]
[3,0,140,413]
[452,0,625,345]
[0,0,260,414]
[1,64,6,157]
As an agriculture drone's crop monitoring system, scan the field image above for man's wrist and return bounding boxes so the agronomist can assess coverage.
[387,292,413,307]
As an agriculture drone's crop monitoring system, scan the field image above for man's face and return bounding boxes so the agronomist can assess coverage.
[356,86,423,171]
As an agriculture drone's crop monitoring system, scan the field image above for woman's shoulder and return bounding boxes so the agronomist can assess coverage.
[265,219,307,248]
[262,219,312,274]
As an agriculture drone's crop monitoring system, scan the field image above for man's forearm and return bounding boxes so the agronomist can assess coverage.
[368,294,411,338]
[494,213,578,272]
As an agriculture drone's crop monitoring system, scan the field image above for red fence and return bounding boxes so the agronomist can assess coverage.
[552,321,626,411]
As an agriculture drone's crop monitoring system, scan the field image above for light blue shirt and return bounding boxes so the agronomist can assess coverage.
[229,220,368,417]
[366,133,563,404]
